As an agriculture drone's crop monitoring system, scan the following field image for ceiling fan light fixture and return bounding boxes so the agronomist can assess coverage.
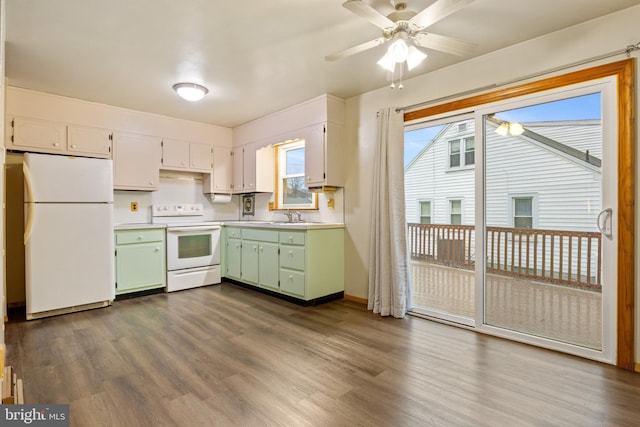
[509,122,525,136]
[495,121,525,136]
[388,38,409,63]
[406,45,427,70]
[495,122,510,136]
[377,50,396,71]
[172,82,209,102]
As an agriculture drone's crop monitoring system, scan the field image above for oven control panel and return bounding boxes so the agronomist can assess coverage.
[153,203,204,217]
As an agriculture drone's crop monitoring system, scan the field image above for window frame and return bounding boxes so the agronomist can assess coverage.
[447,198,464,225]
[508,193,539,229]
[418,200,432,224]
[447,135,475,170]
[275,140,318,210]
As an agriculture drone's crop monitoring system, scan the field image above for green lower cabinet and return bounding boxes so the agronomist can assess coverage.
[240,240,260,283]
[226,237,242,280]
[115,228,166,295]
[223,225,344,303]
[279,268,305,297]
[258,242,280,290]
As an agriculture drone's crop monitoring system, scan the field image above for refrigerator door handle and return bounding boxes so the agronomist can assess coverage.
[23,162,35,245]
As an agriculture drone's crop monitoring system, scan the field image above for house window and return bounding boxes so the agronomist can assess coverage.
[465,137,475,165]
[513,197,533,229]
[449,140,461,167]
[448,136,474,168]
[450,200,462,225]
[276,140,317,209]
[419,201,431,224]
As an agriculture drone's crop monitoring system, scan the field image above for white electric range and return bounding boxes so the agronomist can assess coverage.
[153,203,221,292]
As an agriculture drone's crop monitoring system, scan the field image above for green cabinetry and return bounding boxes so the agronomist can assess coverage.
[223,225,344,303]
[114,228,166,295]
[225,227,242,280]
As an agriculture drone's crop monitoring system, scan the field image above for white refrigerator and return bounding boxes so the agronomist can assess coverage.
[24,153,114,319]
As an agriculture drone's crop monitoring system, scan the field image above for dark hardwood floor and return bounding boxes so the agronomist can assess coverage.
[5,282,640,426]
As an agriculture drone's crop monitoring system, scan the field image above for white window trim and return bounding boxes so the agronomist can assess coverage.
[508,193,539,229]
[447,134,475,171]
[418,199,433,224]
[446,197,464,225]
[276,140,317,209]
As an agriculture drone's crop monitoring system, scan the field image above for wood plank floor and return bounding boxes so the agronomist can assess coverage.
[5,282,640,426]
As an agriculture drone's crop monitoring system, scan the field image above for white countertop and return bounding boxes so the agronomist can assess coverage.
[114,221,345,230]
[114,223,167,230]
[222,221,345,230]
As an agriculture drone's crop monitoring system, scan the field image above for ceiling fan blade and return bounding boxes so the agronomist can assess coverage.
[325,38,386,61]
[343,0,395,29]
[411,0,474,30]
[413,32,477,56]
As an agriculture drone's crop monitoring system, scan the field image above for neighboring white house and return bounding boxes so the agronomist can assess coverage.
[404,118,603,285]
[405,118,602,232]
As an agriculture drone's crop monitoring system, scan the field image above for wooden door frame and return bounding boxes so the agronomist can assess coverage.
[405,59,635,370]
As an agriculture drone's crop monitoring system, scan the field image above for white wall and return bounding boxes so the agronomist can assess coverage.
[343,5,640,361]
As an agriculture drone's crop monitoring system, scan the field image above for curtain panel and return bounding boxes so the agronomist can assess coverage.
[368,107,412,318]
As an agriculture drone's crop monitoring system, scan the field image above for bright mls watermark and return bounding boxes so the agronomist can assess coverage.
[1,405,69,426]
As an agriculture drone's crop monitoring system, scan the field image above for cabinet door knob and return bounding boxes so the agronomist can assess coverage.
[181,161,186,165]
[154,247,160,252]
[70,144,76,149]
[137,235,143,240]
[53,142,60,147]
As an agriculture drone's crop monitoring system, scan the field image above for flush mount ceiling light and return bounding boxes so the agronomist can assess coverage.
[172,82,209,101]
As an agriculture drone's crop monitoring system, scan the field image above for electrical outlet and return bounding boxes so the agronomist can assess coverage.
[131,202,139,212]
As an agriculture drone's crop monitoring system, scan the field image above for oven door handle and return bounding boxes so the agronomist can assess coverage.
[169,226,221,232]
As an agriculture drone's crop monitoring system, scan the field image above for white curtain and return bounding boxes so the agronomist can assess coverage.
[368,107,412,318]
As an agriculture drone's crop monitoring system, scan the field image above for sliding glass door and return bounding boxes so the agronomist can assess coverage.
[405,114,476,326]
[406,78,617,362]
[478,80,617,362]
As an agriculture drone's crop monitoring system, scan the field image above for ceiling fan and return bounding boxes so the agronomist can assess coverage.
[326,0,477,87]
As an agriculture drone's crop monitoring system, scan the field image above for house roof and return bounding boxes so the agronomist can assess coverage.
[405,119,602,172]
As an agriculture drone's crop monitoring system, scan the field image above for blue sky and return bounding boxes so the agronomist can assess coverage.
[404,93,601,167]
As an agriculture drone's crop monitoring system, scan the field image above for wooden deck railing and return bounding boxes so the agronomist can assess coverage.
[407,223,602,290]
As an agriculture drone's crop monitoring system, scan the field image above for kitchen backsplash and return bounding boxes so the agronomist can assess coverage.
[113,171,344,224]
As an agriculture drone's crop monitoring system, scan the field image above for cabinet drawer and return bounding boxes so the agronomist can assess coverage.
[280,245,305,271]
[226,227,242,239]
[242,228,279,242]
[280,268,305,297]
[279,231,305,245]
[116,229,165,245]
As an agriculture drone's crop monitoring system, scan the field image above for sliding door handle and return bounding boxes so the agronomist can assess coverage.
[597,208,613,239]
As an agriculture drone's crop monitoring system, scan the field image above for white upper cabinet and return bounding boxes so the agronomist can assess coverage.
[189,142,213,171]
[204,146,233,193]
[67,124,112,158]
[232,94,344,191]
[161,138,212,172]
[7,116,112,158]
[232,144,274,194]
[304,121,343,189]
[113,132,161,191]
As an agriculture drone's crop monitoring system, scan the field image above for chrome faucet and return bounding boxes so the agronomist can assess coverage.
[283,210,293,223]
[295,211,303,222]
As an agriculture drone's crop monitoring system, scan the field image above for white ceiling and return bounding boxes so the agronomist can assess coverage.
[6,0,640,128]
